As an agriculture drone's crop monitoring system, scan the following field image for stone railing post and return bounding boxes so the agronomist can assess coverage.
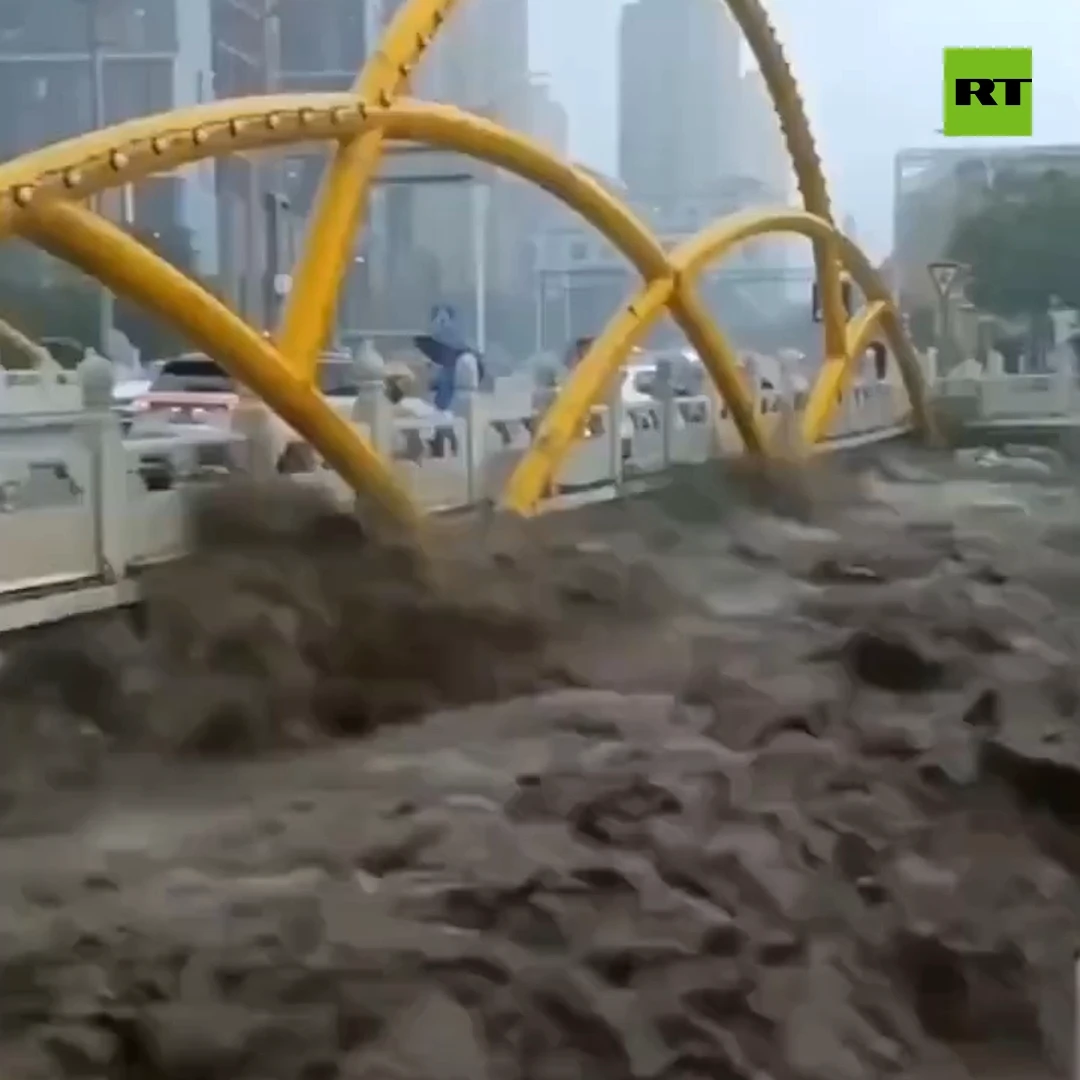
[231,331,278,480]
[78,352,127,582]
[654,357,674,469]
[607,373,625,489]
[453,353,484,503]
[350,339,393,458]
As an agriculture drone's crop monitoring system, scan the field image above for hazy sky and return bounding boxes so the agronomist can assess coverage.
[529,0,1080,259]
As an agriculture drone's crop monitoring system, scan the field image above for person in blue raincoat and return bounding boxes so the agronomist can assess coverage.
[414,312,484,457]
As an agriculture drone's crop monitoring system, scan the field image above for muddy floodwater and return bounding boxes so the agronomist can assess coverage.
[2,448,1080,1078]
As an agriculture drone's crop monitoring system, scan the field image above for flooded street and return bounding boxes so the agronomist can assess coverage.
[0,448,1079,1078]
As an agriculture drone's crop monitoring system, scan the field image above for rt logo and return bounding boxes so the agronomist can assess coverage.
[943,47,1032,137]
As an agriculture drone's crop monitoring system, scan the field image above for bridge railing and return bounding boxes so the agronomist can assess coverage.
[0,354,913,631]
[928,357,1080,423]
[0,364,104,596]
[977,370,1080,419]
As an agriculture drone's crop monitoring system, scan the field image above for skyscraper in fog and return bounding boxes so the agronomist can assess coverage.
[393,0,535,320]
[736,69,791,202]
[381,0,530,116]
[525,76,570,157]
[618,0,741,205]
[416,0,529,124]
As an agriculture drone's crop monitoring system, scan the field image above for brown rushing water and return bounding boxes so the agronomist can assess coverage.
[0,449,1079,1079]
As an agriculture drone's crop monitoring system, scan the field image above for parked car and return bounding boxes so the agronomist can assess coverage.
[129,351,361,424]
[127,351,364,471]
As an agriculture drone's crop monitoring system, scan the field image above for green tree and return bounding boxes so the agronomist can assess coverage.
[948,168,1080,317]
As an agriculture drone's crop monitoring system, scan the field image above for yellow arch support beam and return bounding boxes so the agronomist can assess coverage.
[722,0,844,360]
[0,95,780,492]
[846,301,891,360]
[671,210,933,444]
[276,0,463,378]
[501,210,928,515]
[18,198,418,525]
[277,0,848,379]
[499,272,764,516]
[0,0,934,523]
[0,97,665,305]
[801,300,892,439]
[0,315,51,368]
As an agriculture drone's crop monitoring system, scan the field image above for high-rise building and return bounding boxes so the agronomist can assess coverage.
[417,0,529,121]
[733,68,796,278]
[400,0,535,331]
[618,0,741,205]
[736,69,791,203]
[524,76,570,158]
[0,0,216,272]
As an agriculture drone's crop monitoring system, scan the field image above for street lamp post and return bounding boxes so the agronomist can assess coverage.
[262,191,293,328]
[76,0,114,353]
[218,0,281,324]
[230,0,282,480]
[242,0,283,329]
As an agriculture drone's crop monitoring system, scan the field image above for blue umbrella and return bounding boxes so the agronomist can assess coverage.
[414,305,480,409]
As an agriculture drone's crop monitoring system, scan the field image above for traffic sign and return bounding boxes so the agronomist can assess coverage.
[927,261,963,298]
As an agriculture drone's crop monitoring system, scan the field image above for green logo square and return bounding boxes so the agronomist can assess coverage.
[943,47,1032,137]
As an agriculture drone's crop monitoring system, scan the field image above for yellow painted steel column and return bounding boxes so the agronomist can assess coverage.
[669,282,765,454]
[21,198,417,524]
[824,253,937,444]
[0,316,50,368]
[877,306,940,444]
[501,282,766,514]
[721,0,845,364]
[502,276,676,514]
[275,0,463,379]
[800,300,888,442]
[817,244,846,358]
[0,51,936,511]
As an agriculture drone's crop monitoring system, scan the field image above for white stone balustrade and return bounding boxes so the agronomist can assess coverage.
[926,343,1080,423]
[0,353,914,633]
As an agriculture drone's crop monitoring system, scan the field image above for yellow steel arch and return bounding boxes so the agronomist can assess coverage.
[18,198,419,524]
[0,0,934,524]
[277,0,464,376]
[721,0,844,361]
[0,94,764,483]
[0,315,52,368]
[282,0,849,381]
[671,213,930,444]
[502,211,928,514]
